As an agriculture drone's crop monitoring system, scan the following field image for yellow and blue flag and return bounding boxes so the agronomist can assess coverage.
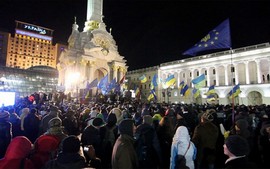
[139,74,147,83]
[147,89,157,101]
[151,74,159,90]
[180,84,190,96]
[97,74,108,90]
[206,85,215,95]
[229,84,241,99]
[179,81,185,90]
[207,94,216,102]
[183,19,231,56]
[192,74,206,89]
[164,75,176,89]
[193,88,200,98]
[135,86,141,98]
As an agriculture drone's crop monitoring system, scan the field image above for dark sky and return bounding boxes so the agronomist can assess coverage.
[1,0,270,70]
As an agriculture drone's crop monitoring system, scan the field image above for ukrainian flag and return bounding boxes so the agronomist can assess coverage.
[135,86,140,98]
[164,75,176,89]
[180,84,190,96]
[193,88,200,98]
[206,85,215,95]
[179,81,185,90]
[192,74,206,89]
[151,74,159,90]
[139,74,147,83]
[207,94,216,102]
[147,89,157,101]
[229,84,241,99]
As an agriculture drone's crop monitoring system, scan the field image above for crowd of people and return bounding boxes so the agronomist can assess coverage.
[0,94,270,169]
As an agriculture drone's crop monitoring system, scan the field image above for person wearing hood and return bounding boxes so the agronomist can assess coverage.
[112,119,138,169]
[0,110,12,159]
[223,135,256,168]
[170,126,196,169]
[44,135,101,169]
[0,136,34,169]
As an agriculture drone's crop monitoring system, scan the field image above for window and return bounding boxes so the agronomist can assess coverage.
[183,73,185,78]
[197,71,199,76]
[190,72,192,77]
[213,69,216,75]
[231,67,235,72]
[205,70,207,75]
[214,80,216,85]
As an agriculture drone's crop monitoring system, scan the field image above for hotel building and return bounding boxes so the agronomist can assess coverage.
[5,20,66,69]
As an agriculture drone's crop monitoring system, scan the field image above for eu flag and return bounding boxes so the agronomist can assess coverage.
[183,19,231,56]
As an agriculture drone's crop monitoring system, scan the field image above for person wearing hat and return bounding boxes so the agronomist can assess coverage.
[0,110,12,159]
[44,135,101,169]
[134,115,162,168]
[44,117,68,142]
[39,105,59,135]
[81,117,105,163]
[112,119,138,169]
[224,135,256,168]
[192,111,219,169]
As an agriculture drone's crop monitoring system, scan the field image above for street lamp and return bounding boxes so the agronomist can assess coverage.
[65,72,80,99]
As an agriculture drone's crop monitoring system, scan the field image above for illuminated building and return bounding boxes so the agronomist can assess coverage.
[127,43,270,105]
[0,31,9,66]
[5,20,66,69]
[58,0,127,97]
[0,65,58,97]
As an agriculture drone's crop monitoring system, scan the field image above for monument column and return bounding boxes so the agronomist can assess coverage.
[234,63,239,85]
[215,66,219,86]
[224,65,229,85]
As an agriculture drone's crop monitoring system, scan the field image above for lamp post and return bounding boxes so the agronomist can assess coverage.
[65,72,80,100]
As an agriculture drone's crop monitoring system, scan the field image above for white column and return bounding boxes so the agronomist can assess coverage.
[255,60,262,84]
[215,66,219,86]
[234,63,239,85]
[245,61,250,84]
[224,65,229,85]
[112,65,118,82]
[191,69,194,87]
[207,68,210,86]
[177,71,181,87]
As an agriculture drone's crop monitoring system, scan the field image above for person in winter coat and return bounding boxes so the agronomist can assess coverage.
[0,136,34,169]
[134,115,162,168]
[0,111,12,159]
[258,122,270,168]
[192,112,219,169]
[44,135,101,169]
[223,135,256,169]
[23,108,41,143]
[170,126,196,169]
[99,113,118,168]
[111,119,138,169]
[30,135,60,169]
[39,105,59,135]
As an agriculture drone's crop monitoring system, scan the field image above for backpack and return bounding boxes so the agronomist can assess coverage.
[135,128,154,163]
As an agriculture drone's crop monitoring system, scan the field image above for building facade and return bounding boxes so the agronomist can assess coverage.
[58,0,127,97]
[126,43,270,105]
[0,31,9,66]
[5,20,67,69]
[0,65,58,97]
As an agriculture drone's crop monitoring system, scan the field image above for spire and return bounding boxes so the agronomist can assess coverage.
[72,16,79,31]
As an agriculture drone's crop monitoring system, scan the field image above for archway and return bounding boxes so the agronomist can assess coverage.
[247,91,262,105]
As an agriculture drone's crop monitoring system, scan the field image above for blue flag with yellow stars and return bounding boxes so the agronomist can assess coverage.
[183,19,231,56]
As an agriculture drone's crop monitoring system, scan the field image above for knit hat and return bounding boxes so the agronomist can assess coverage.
[107,113,117,127]
[48,117,62,128]
[152,114,162,122]
[143,115,153,125]
[235,119,249,130]
[118,119,134,137]
[92,117,106,127]
[201,112,214,122]
[62,135,80,153]
[0,111,10,119]
[225,135,250,156]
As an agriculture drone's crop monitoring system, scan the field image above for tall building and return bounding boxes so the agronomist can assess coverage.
[126,43,270,105]
[0,31,9,66]
[5,20,67,69]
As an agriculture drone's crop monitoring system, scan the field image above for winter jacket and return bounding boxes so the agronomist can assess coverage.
[170,126,196,169]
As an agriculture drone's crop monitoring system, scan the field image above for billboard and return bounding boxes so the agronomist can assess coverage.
[0,92,16,107]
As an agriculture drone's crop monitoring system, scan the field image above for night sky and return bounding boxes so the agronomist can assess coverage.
[1,0,270,70]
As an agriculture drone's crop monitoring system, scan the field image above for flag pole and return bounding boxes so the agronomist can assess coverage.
[230,47,235,124]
